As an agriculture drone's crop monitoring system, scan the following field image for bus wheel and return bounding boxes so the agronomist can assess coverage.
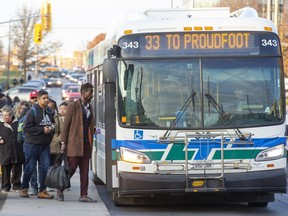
[248,202,268,207]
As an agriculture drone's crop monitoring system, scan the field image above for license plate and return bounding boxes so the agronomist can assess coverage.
[194,161,213,169]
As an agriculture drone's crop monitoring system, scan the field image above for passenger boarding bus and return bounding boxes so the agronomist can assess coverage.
[86,7,287,206]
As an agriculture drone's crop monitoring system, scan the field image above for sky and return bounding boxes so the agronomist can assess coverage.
[0,0,175,56]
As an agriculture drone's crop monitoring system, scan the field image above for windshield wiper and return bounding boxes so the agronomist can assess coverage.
[162,92,196,138]
[205,93,246,140]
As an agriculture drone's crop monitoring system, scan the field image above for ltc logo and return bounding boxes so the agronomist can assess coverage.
[134,130,143,140]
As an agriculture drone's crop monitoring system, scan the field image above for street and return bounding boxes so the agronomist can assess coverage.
[96,183,288,216]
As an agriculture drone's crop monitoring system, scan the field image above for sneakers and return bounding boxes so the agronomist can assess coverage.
[19,189,30,198]
[37,189,54,199]
[79,196,97,203]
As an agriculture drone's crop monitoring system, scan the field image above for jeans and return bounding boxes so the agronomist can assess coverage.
[21,142,50,191]
[30,167,38,190]
[23,143,38,190]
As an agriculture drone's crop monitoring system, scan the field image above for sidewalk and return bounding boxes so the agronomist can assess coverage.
[0,171,110,216]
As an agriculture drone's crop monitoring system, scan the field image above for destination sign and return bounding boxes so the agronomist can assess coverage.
[118,32,281,57]
[144,33,251,50]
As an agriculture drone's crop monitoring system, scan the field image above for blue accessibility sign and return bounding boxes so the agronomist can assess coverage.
[134,130,143,140]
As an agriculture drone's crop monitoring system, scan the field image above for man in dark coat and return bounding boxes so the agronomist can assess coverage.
[0,106,25,192]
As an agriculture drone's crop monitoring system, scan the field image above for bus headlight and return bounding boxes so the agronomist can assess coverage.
[255,144,284,161]
[120,147,151,164]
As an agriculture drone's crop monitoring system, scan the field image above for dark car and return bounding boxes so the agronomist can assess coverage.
[47,78,63,87]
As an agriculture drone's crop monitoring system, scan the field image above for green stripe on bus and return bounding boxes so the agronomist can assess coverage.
[212,149,262,160]
[166,144,195,160]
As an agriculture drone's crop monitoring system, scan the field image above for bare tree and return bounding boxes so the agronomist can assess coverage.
[10,5,38,80]
[11,4,62,81]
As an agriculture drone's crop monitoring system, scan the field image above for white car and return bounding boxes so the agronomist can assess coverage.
[4,86,39,102]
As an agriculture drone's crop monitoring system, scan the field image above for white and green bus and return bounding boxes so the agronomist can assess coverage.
[86,7,287,206]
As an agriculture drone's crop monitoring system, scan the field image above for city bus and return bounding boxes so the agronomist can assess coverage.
[86,7,287,206]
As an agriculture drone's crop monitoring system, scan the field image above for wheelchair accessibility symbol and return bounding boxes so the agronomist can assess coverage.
[134,130,143,140]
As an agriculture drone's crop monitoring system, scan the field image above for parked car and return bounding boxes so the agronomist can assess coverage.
[4,86,39,103]
[63,86,81,101]
[61,83,80,100]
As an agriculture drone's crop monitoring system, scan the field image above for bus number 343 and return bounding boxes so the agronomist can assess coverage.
[122,41,139,49]
[261,39,278,47]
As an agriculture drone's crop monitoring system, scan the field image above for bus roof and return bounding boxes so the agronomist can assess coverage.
[87,7,278,65]
[144,7,231,19]
[109,7,276,37]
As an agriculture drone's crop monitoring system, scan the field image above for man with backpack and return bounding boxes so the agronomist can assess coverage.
[19,90,55,199]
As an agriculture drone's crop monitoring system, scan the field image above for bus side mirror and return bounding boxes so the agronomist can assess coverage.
[103,58,117,83]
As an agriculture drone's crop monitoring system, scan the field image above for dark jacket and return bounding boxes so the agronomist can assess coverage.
[23,103,55,145]
[0,116,25,165]
[61,99,94,157]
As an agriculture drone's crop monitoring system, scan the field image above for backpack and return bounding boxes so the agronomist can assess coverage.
[17,106,36,143]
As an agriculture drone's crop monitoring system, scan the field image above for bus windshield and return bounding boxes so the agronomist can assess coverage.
[118,57,284,129]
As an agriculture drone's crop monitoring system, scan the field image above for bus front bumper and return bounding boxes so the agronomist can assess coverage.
[118,168,287,196]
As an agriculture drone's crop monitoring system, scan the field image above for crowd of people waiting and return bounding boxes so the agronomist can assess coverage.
[0,82,97,203]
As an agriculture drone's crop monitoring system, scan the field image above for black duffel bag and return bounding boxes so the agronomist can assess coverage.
[45,153,71,190]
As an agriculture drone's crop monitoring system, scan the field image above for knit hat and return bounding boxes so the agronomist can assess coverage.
[30,90,38,99]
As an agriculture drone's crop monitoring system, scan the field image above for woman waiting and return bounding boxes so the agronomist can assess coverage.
[0,106,25,192]
[14,100,30,119]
